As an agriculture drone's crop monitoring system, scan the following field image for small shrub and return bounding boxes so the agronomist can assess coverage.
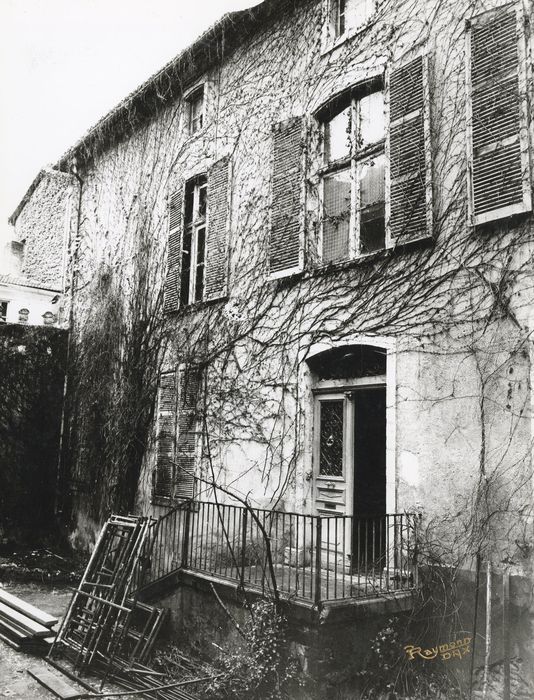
[205,598,302,700]
[355,618,463,700]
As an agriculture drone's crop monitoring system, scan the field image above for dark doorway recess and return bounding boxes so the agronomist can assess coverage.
[352,386,386,567]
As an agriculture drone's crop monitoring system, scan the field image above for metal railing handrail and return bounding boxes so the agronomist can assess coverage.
[155,496,419,521]
[144,500,421,604]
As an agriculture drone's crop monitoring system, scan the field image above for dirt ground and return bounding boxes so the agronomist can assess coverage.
[0,582,136,700]
[0,582,74,698]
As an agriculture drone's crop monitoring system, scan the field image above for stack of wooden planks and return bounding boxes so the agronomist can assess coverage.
[0,588,58,654]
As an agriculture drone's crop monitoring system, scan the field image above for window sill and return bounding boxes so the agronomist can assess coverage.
[151,495,174,508]
[315,247,390,274]
[308,236,434,280]
[165,294,229,317]
[151,495,196,508]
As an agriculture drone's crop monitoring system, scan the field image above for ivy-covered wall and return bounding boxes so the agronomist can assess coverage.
[0,324,67,544]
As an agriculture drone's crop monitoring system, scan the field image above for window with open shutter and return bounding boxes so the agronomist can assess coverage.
[467,4,531,225]
[205,156,230,300]
[174,367,202,500]
[163,189,183,314]
[269,117,305,277]
[154,371,177,499]
[387,54,433,244]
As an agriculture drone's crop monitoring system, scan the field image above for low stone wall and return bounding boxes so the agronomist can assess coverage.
[143,570,412,696]
[142,564,534,699]
[0,323,67,544]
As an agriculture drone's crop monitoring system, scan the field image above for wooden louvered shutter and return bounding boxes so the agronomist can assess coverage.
[467,5,531,225]
[205,156,230,300]
[387,54,433,244]
[164,189,183,313]
[154,371,177,499]
[174,368,201,499]
[269,117,305,277]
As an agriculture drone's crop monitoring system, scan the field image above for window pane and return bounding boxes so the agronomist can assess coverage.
[359,153,385,253]
[325,106,351,163]
[334,0,346,37]
[319,400,344,477]
[189,91,204,133]
[180,228,192,305]
[197,182,207,221]
[323,169,351,263]
[359,91,385,148]
[195,227,205,302]
[184,181,195,225]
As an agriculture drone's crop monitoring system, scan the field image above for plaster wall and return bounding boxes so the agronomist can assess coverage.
[65,0,534,573]
[0,283,61,326]
[14,171,73,290]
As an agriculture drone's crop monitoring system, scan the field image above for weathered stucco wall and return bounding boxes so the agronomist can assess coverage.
[64,0,533,582]
[14,170,73,290]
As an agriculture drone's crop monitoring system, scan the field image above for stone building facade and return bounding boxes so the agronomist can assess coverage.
[9,168,73,291]
[20,0,533,690]
[2,168,74,326]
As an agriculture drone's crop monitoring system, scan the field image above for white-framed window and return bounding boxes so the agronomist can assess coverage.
[180,175,207,305]
[0,301,8,324]
[186,86,204,135]
[320,86,386,262]
[328,0,375,42]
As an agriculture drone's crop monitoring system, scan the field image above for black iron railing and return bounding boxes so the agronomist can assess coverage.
[146,500,420,604]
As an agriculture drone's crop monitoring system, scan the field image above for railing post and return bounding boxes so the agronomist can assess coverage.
[181,503,192,569]
[240,509,248,588]
[314,517,322,607]
[414,513,422,588]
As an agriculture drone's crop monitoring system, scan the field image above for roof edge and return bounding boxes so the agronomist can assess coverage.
[8,166,74,226]
[0,273,62,293]
[55,6,264,171]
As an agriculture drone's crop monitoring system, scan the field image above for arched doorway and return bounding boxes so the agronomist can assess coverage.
[307,344,388,568]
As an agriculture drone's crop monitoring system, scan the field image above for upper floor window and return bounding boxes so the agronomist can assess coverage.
[180,176,207,305]
[329,0,375,40]
[186,86,204,135]
[164,156,230,314]
[321,88,385,262]
[0,301,7,324]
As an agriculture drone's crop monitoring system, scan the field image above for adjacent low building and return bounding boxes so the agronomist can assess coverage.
[1,168,74,327]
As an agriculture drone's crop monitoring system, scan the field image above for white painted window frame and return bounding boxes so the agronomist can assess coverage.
[184,83,206,137]
[321,0,377,55]
[318,87,386,264]
[183,177,207,305]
